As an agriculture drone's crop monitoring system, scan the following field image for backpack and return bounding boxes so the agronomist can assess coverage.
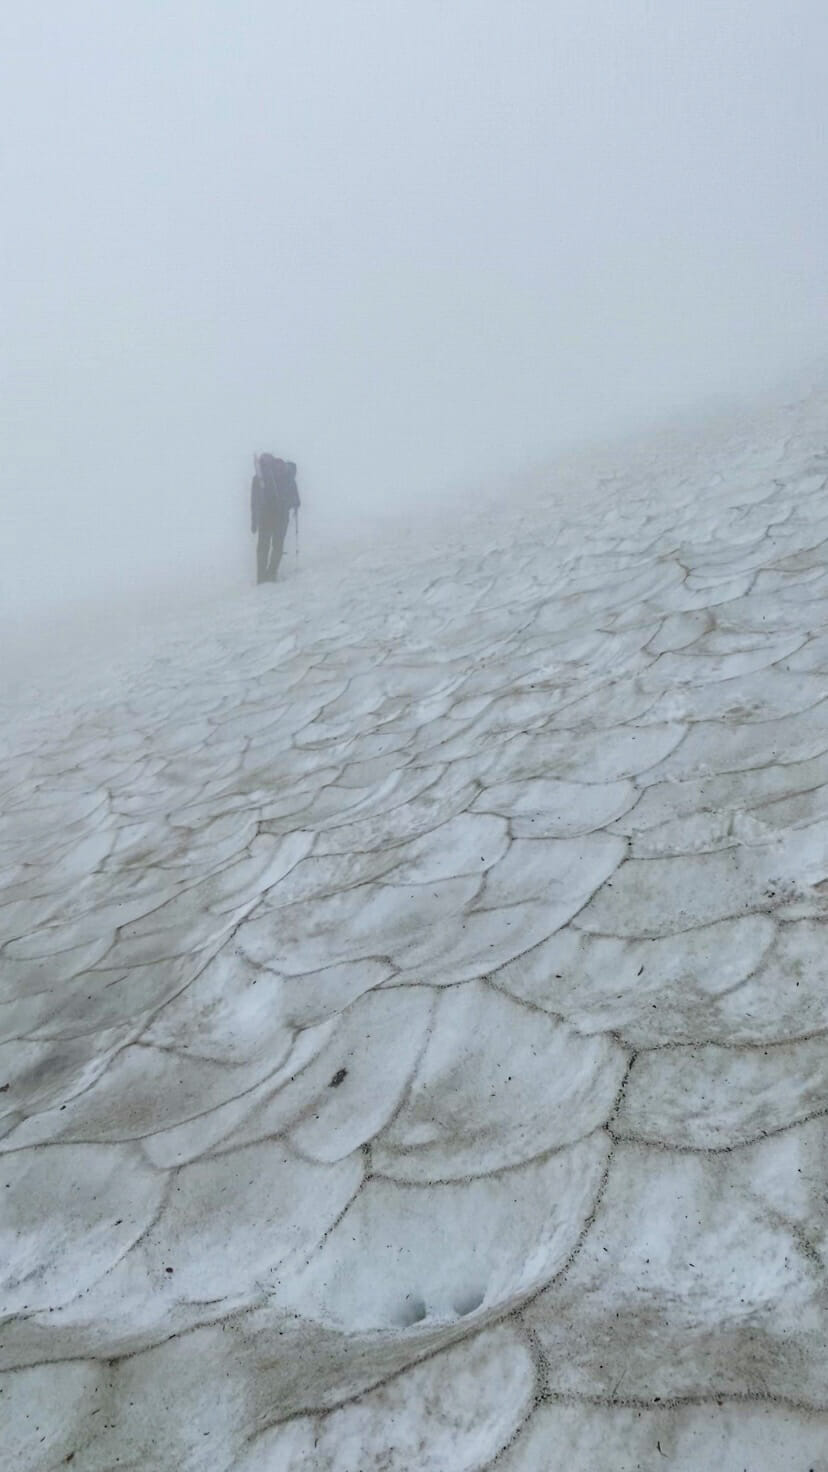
[282,461,300,511]
[258,454,286,508]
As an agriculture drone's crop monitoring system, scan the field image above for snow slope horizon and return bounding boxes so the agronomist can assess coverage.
[3,382,828,1469]
[2,369,819,696]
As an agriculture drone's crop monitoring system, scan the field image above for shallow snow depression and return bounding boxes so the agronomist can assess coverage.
[3,391,828,1470]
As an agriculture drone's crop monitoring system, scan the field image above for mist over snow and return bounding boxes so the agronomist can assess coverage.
[3,7,828,1466]
[3,362,828,1470]
[2,0,827,656]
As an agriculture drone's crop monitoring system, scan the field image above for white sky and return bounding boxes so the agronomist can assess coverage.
[2,0,826,633]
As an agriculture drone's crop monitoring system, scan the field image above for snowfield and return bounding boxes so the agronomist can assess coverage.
[3,390,828,1470]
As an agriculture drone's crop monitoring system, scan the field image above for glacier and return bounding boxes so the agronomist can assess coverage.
[2,388,828,1470]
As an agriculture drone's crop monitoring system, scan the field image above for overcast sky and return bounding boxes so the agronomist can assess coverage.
[2,0,826,634]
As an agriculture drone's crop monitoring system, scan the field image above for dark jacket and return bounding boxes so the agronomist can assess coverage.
[251,459,300,533]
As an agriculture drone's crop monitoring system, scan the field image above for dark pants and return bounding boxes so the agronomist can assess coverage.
[257,507,290,583]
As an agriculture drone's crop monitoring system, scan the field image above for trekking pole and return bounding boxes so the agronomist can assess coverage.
[294,507,300,560]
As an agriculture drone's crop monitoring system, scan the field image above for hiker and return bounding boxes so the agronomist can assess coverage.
[251,454,300,583]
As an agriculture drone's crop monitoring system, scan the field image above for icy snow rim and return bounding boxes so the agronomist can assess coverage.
[3,388,828,1470]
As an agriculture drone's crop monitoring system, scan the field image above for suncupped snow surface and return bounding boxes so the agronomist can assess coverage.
[3,392,828,1470]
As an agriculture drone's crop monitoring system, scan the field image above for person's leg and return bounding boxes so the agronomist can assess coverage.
[257,525,270,583]
[271,508,289,579]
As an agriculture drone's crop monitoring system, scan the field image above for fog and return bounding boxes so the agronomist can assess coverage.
[2,0,826,648]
